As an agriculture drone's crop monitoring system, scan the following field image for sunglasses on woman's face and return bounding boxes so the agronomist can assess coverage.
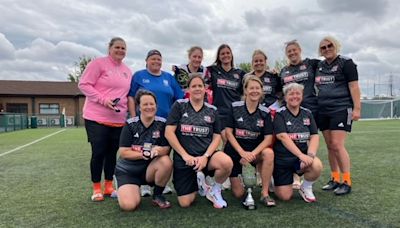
[320,43,334,51]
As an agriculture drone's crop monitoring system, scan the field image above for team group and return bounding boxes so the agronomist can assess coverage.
[78,35,361,211]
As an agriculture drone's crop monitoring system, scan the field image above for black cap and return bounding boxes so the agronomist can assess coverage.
[146,49,162,60]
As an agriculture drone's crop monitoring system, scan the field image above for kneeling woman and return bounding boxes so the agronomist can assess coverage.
[165,74,233,209]
[225,75,275,207]
[273,83,323,203]
[115,90,173,211]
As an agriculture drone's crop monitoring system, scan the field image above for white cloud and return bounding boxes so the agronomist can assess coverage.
[0,34,15,60]
[0,0,399,97]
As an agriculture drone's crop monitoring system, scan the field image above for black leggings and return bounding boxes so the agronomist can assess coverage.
[84,120,122,183]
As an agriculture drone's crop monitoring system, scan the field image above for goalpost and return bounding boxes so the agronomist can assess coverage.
[361,98,400,119]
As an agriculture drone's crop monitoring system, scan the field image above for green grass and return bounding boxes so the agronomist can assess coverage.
[1,120,400,227]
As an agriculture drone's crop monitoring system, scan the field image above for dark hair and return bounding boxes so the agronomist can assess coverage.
[108,37,125,49]
[213,44,234,67]
[187,73,205,88]
[135,89,157,106]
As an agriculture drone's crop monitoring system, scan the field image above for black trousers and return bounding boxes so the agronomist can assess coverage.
[84,119,122,183]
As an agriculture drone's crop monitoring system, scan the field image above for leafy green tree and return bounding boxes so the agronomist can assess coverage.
[238,62,252,73]
[68,55,93,82]
[273,58,288,72]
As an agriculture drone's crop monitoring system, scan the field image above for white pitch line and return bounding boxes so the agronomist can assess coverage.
[0,129,67,158]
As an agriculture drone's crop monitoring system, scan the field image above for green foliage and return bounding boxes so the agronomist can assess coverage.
[1,120,400,227]
[68,55,93,82]
[274,58,288,72]
[237,62,252,73]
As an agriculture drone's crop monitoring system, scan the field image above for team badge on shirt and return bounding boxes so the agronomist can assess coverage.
[286,121,292,126]
[233,73,240,79]
[142,79,150,83]
[204,115,212,123]
[182,112,189,118]
[152,130,160,138]
[134,133,139,138]
[331,65,338,72]
[300,65,307,70]
[264,77,271,83]
[256,119,264,127]
[163,80,169,86]
[303,118,310,126]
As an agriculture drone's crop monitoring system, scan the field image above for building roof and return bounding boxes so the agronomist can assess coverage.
[0,80,83,96]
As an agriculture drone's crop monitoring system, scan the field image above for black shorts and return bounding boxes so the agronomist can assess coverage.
[172,154,217,196]
[225,147,257,177]
[318,108,352,132]
[114,162,154,188]
[273,157,303,186]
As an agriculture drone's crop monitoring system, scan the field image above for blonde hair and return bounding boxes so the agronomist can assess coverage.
[187,46,203,57]
[284,39,301,52]
[282,83,304,96]
[318,36,341,56]
[243,75,264,101]
[252,49,268,61]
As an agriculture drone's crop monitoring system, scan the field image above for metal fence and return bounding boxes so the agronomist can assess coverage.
[0,113,29,133]
[0,113,76,133]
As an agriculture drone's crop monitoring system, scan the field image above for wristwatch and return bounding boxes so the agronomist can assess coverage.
[203,152,210,158]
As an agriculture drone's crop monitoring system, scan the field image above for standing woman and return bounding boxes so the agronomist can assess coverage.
[128,49,183,118]
[247,49,282,111]
[273,83,323,203]
[205,44,246,142]
[315,36,361,195]
[225,75,275,206]
[128,50,183,196]
[165,75,233,209]
[79,37,132,201]
[279,40,320,189]
[173,46,205,90]
[279,40,319,121]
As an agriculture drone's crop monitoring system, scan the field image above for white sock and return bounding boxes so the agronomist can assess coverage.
[213,182,222,192]
[302,179,314,188]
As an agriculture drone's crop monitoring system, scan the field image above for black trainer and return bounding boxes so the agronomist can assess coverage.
[334,182,351,195]
[322,179,340,191]
[152,195,171,209]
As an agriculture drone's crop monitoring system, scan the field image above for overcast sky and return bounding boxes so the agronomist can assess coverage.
[1,0,399,97]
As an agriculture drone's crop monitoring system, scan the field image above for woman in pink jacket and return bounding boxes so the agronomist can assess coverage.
[79,37,132,201]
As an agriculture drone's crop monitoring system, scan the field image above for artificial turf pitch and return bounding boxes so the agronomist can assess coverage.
[0,120,399,227]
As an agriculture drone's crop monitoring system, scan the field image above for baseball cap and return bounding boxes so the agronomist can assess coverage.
[146,49,162,60]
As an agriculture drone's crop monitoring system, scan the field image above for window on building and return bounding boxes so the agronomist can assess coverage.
[6,103,28,113]
[39,103,60,114]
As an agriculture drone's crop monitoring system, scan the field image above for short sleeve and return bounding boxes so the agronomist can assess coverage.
[166,101,181,126]
[273,112,287,134]
[119,125,133,147]
[343,59,358,82]
[263,112,274,135]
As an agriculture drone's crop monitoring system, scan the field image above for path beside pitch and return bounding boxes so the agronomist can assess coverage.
[0,129,67,157]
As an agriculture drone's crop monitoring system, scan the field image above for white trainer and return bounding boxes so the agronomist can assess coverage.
[140,185,152,197]
[222,178,231,190]
[162,185,173,194]
[206,185,227,208]
[196,171,209,196]
[299,185,316,203]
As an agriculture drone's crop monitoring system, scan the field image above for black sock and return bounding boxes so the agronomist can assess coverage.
[153,185,165,196]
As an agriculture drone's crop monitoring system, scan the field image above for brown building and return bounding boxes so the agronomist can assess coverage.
[0,80,85,126]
